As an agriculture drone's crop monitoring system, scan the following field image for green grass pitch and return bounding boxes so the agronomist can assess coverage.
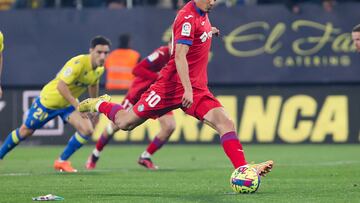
[0,145,359,202]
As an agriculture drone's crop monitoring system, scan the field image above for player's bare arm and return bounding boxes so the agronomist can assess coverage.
[175,43,193,108]
[88,84,99,98]
[57,79,79,108]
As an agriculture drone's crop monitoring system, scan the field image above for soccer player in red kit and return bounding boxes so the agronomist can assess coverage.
[79,0,273,176]
[86,45,175,170]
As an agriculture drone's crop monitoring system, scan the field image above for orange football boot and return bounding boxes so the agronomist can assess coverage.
[248,160,274,177]
[54,160,78,173]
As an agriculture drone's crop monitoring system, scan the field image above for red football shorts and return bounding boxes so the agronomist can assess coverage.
[133,82,222,120]
[122,95,173,117]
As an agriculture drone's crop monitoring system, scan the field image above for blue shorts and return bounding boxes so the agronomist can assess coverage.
[24,97,75,130]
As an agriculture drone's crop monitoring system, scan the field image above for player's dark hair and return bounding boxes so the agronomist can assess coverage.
[118,34,130,48]
[352,24,360,32]
[90,36,111,48]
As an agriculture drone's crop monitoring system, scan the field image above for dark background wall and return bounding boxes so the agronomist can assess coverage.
[1,3,359,86]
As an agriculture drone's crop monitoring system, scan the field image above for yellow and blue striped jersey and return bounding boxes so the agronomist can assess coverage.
[0,31,4,52]
[40,54,104,109]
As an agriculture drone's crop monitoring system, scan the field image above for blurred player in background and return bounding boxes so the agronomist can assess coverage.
[0,31,4,98]
[78,0,273,176]
[352,24,360,52]
[86,43,175,170]
[0,36,111,173]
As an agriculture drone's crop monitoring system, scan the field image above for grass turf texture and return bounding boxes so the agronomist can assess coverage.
[0,145,359,203]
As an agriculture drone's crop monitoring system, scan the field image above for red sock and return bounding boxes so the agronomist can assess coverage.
[221,131,247,168]
[146,136,166,155]
[96,134,112,151]
[98,102,123,122]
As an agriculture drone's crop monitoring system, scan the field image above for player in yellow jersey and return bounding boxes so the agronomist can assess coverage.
[0,36,111,172]
[0,31,4,98]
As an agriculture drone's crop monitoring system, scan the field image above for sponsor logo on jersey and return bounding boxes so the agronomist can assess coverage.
[181,22,192,37]
[184,15,193,19]
[74,81,88,87]
[200,31,212,43]
[137,104,145,112]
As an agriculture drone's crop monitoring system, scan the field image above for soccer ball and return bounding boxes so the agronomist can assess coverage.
[230,166,260,194]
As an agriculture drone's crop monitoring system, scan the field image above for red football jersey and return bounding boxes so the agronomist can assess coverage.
[158,1,213,91]
[126,46,170,104]
[132,46,170,81]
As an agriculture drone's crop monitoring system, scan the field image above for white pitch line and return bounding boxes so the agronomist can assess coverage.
[0,172,33,176]
[0,168,131,176]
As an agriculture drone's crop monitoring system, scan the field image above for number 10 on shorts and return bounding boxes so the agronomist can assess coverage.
[145,91,161,107]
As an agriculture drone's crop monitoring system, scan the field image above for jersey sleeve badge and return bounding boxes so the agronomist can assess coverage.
[181,22,192,37]
[147,51,160,62]
[63,67,73,77]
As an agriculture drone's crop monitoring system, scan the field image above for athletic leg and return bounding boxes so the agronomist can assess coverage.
[86,123,119,169]
[204,107,273,176]
[78,95,147,131]
[0,125,34,159]
[54,111,94,172]
[0,97,52,160]
[138,113,176,169]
